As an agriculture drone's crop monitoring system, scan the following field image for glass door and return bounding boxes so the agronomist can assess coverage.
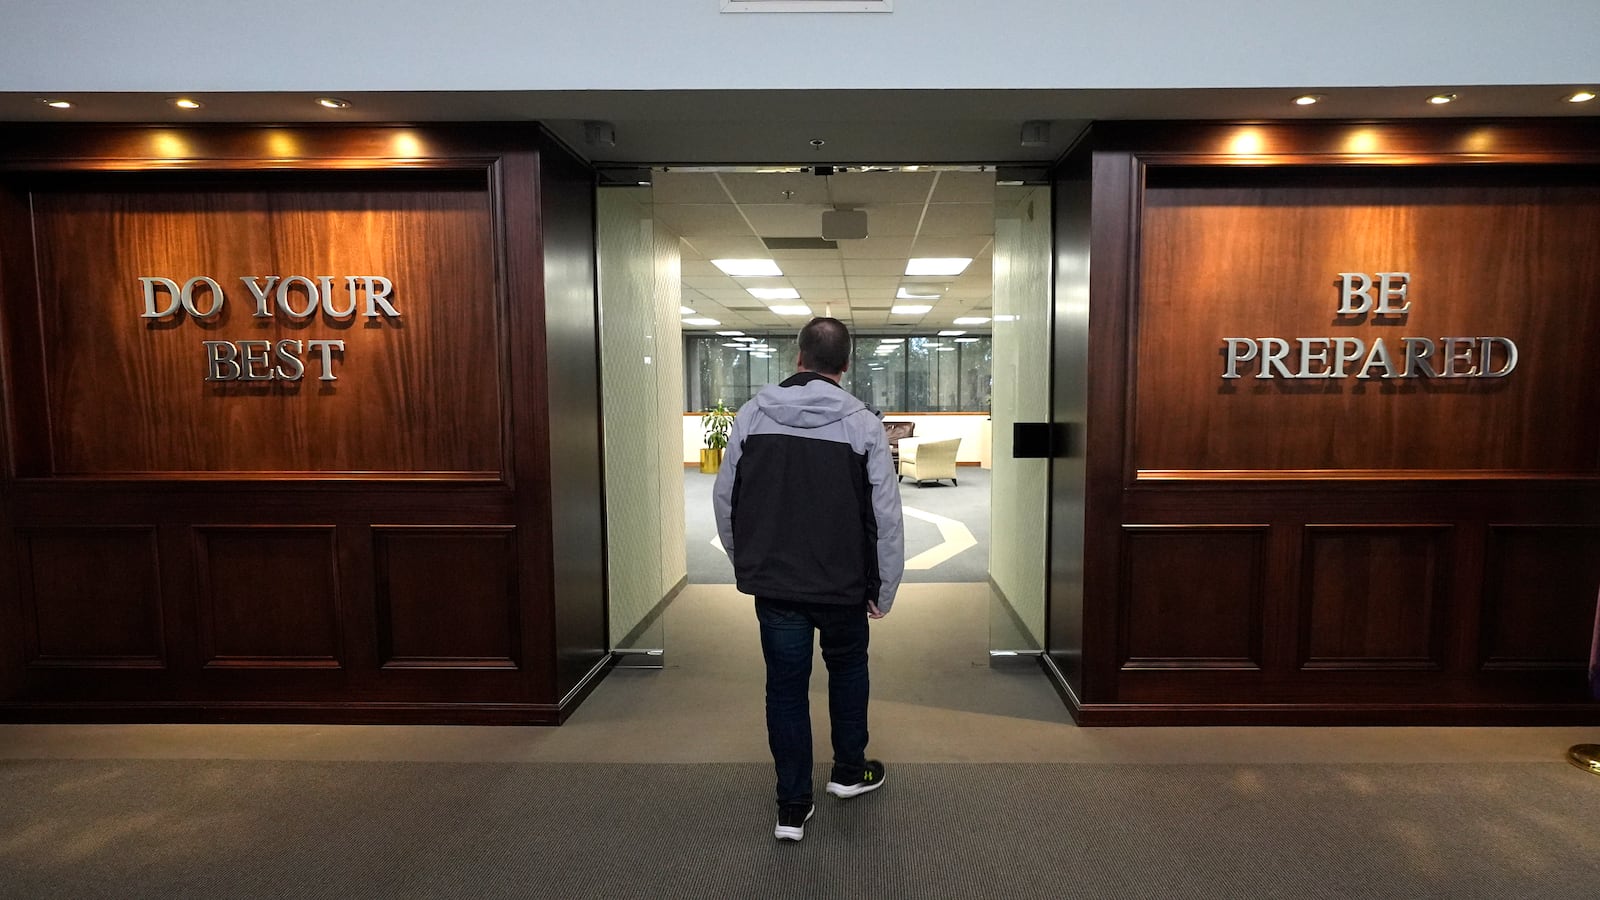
[987,180,1052,659]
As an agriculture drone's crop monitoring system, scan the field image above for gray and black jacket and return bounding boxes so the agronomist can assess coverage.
[712,372,905,612]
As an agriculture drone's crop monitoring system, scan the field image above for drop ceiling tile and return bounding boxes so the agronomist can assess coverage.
[741,204,827,238]
[680,259,725,278]
[774,257,844,276]
[841,259,906,277]
[909,236,992,258]
[827,172,936,204]
[918,203,996,237]
[720,173,830,205]
[838,236,914,260]
[654,204,756,237]
[788,276,847,291]
[685,237,771,259]
[845,276,901,294]
[768,247,841,261]
[929,172,997,202]
[857,204,924,237]
[651,172,727,203]
[683,276,737,291]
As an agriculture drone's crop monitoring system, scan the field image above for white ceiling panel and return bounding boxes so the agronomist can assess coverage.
[652,173,728,203]
[680,259,725,277]
[856,204,924,237]
[788,276,848,291]
[918,203,996,236]
[719,173,831,205]
[772,257,844,276]
[739,204,826,237]
[841,259,906,277]
[837,236,914,259]
[682,236,770,258]
[827,172,936,204]
[910,235,992,258]
[653,203,753,236]
[683,276,737,290]
[846,276,902,293]
[930,172,997,203]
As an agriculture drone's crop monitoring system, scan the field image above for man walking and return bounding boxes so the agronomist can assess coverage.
[713,316,905,842]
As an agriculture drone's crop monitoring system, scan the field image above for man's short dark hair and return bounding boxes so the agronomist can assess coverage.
[798,317,852,375]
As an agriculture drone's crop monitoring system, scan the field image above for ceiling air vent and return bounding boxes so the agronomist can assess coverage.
[762,237,838,251]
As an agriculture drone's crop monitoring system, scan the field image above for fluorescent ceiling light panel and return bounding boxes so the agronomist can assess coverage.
[716,330,744,336]
[768,305,812,316]
[952,316,990,325]
[896,287,942,300]
[748,287,801,301]
[722,342,744,348]
[712,259,783,277]
[891,305,932,315]
[954,337,980,343]
[935,347,956,352]
[733,336,758,342]
[681,307,697,315]
[938,330,966,336]
[905,258,972,276]
[879,338,906,344]
[682,317,721,326]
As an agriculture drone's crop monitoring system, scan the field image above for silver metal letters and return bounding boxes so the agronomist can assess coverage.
[141,274,399,383]
[1221,273,1519,380]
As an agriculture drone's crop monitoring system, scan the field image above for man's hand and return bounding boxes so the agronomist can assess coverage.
[868,601,886,619]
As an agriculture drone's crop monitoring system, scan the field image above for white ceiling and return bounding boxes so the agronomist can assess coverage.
[645,167,1016,335]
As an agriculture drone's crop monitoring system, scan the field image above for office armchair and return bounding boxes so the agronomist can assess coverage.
[897,437,961,487]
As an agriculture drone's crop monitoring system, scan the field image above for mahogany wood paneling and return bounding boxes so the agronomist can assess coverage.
[1132,168,1600,475]
[1300,526,1449,669]
[22,172,502,477]
[374,527,518,668]
[531,139,609,705]
[20,527,164,667]
[194,527,341,668]
[1480,525,1600,669]
[1058,121,1600,725]
[1120,526,1266,668]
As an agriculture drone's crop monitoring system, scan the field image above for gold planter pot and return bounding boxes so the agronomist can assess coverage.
[699,447,724,474]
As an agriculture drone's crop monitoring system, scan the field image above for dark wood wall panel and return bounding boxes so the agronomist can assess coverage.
[374,527,518,668]
[1300,526,1448,669]
[0,126,606,724]
[1480,525,1600,669]
[194,527,341,668]
[23,176,503,477]
[20,527,164,667]
[1120,526,1265,668]
[1132,170,1600,475]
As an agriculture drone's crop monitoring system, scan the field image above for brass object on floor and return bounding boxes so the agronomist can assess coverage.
[1568,744,1600,775]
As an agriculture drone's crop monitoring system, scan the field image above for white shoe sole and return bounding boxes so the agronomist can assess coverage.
[825,776,885,799]
[774,805,814,841]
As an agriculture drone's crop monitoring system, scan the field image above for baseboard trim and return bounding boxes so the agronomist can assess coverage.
[1067,701,1600,727]
[0,700,566,726]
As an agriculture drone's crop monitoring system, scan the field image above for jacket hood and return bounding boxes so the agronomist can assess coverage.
[755,374,867,429]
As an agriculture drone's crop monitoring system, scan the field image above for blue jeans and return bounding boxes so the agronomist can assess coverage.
[755,597,871,808]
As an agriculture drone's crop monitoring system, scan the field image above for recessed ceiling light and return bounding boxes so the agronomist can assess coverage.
[1566,90,1597,103]
[952,316,990,325]
[316,97,352,109]
[748,287,801,301]
[1292,94,1323,106]
[712,259,783,277]
[38,98,74,109]
[681,306,696,315]
[891,305,932,315]
[938,330,966,337]
[170,97,203,110]
[905,258,972,276]
[716,330,743,336]
[683,317,721,326]
[768,305,812,316]
[1426,93,1457,105]
[896,287,942,300]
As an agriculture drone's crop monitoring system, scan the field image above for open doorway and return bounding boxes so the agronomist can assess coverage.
[598,163,1052,688]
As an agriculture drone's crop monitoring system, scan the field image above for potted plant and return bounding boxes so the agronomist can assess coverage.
[700,400,735,473]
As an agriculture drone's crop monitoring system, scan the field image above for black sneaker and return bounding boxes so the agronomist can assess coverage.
[774,803,814,841]
[825,760,886,798]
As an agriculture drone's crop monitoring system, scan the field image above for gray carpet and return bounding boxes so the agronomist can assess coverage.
[4,758,1599,899]
[684,467,992,584]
